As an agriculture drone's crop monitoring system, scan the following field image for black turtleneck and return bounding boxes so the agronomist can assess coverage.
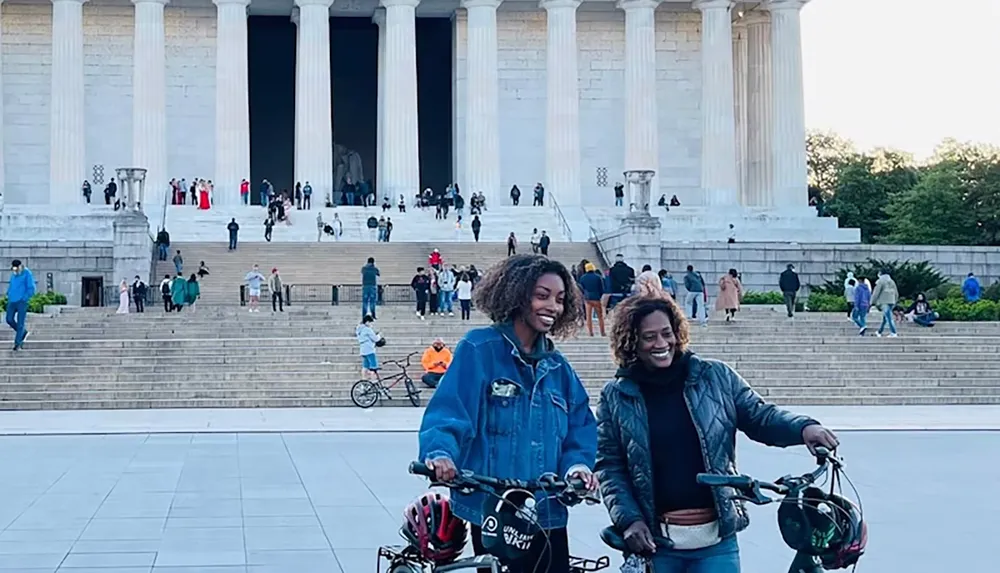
[623,354,714,514]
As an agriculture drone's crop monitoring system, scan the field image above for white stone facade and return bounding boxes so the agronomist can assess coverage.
[1,0,824,234]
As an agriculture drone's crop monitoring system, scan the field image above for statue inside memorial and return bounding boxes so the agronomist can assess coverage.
[332,143,365,204]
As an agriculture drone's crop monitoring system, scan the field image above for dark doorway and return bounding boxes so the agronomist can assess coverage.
[81,277,103,307]
[416,18,453,194]
[330,18,377,193]
[248,17,296,202]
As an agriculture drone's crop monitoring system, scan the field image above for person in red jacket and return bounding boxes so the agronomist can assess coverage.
[240,179,249,205]
[428,248,443,269]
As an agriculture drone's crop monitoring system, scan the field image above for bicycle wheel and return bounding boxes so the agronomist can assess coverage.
[388,564,420,573]
[351,379,379,408]
[404,377,421,407]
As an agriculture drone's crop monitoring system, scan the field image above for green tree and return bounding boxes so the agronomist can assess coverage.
[886,166,979,245]
[806,130,855,195]
[931,140,1000,245]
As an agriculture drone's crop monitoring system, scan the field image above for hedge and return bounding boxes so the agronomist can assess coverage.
[0,291,68,314]
[741,291,785,305]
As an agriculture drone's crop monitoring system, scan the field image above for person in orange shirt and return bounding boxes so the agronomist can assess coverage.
[420,337,452,388]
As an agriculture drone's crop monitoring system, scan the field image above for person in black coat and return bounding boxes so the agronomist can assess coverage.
[471,215,482,242]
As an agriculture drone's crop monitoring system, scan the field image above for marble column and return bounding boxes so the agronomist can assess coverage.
[732,19,748,206]
[745,11,772,207]
[767,0,809,209]
[49,0,87,205]
[373,8,385,198]
[132,0,168,213]
[462,0,501,205]
[0,1,6,206]
[694,0,738,208]
[619,0,660,191]
[541,0,582,205]
[381,0,421,200]
[291,7,300,187]
[214,0,250,206]
[294,0,334,203]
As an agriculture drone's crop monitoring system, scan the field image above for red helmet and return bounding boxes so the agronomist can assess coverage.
[402,492,467,563]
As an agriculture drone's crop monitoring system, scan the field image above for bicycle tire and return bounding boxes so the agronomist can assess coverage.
[351,379,379,408]
[404,377,421,407]
[387,564,421,573]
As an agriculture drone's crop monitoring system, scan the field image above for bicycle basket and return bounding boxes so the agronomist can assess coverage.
[480,488,540,563]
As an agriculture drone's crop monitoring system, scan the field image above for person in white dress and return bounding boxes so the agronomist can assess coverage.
[116,280,130,314]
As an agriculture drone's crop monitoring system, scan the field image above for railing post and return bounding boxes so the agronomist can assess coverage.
[331,285,338,306]
[240,285,246,306]
[284,284,292,307]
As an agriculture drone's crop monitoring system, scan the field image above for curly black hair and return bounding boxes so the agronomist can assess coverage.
[609,289,690,367]
[473,254,582,338]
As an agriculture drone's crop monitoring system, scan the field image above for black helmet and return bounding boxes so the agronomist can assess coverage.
[479,488,540,564]
[778,485,867,570]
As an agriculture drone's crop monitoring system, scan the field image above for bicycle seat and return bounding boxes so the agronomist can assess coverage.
[600,526,628,552]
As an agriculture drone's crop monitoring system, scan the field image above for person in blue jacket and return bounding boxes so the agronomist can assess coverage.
[5,259,36,351]
[962,272,982,303]
[418,254,598,573]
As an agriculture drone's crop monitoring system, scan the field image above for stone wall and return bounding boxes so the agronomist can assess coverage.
[2,3,216,205]
[660,242,1000,296]
[453,6,702,206]
[0,241,114,304]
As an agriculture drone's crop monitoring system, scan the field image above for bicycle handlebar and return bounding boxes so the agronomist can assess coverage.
[409,462,599,505]
[694,447,840,505]
[381,351,421,370]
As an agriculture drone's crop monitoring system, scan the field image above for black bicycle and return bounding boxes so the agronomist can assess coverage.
[351,351,421,408]
[377,461,611,573]
[600,447,854,573]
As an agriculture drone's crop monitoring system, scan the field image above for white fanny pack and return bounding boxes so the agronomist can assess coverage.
[658,520,721,551]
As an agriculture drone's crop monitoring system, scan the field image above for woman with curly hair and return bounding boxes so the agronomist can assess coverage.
[594,289,839,572]
[418,254,598,573]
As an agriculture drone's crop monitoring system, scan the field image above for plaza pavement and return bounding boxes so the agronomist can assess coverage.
[0,408,992,572]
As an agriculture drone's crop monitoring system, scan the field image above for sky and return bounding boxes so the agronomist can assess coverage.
[800,0,1000,159]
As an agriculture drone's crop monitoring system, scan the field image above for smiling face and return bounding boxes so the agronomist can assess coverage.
[523,273,565,335]
[635,310,678,369]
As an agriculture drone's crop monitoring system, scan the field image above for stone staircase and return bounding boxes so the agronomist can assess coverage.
[164,204,575,243]
[155,241,601,305]
[2,306,998,410]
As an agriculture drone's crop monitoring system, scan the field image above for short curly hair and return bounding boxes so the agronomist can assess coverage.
[473,254,582,338]
[609,289,690,367]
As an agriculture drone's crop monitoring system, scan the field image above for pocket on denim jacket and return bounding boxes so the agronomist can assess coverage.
[549,393,569,439]
[486,394,517,436]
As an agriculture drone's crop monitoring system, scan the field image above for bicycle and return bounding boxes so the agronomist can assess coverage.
[377,461,612,573]
[599,447,864,573]
[351,351,422,408]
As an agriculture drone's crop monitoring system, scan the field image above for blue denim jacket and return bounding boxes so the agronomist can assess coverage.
[418,323,597,530]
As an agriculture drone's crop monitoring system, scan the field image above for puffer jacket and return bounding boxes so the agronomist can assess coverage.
[594,353,818,539]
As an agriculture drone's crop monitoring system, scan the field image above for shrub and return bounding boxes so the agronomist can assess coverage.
[741,291,785,305]
[806,293,848,313]
[934,298,1000,321]
[0,291,68,314]
[929,282,963,301]
[811,258,947,300]
[982,281,1000,303]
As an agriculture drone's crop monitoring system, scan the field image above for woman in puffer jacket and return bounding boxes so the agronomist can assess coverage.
[594,288,840,572]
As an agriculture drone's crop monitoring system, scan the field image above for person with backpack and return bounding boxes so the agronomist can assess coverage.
[682,265,706,326]
[160,274,173,312]
[870,269,899,337]
[852,276,872,335]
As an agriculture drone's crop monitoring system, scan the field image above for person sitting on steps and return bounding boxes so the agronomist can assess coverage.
[420,337,453,388]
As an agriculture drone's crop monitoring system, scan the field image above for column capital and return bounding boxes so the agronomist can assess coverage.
[290,6,300,25]
[742,10,770,26]
[371,6,385,26]
[294,0,333,8]
[765,0,809,11]
[380,0,420,8]
[539,0,581,11]
[131,0,167,5]
[52,0,89,4]
[212,0,248,6]
[692,0,731,11]
[616,0,659,12]
[461,0,501,10]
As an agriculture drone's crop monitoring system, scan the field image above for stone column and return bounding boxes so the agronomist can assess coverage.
[381,0,421,200]
[619,0,660,192]
[732,19,748,206]
[291,7,300,187]
[462,0,501,205]
[767,0,808,209]
[541,0,582,205]
[295,0,335,204]
[373,8,385,199]
[0,1,5,206]
[745,11,772,207]
[49,0,88,205]
[214,0,250,207]
[694,0,738,208]
[132,0,168,213]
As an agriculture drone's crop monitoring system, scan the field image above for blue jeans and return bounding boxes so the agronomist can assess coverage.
[157,244,168,260]
[241,193,248,205]
[650,535,740,573]
[852,306,868,329]
[228,233,238,250]
[174,262,182,275]
[913,312,937,327]
[5,299,28,348]
[878,304,897,334]
[346,192,355,206]
[439,290,453,313]
[615,197,623,206]
[362,285,377,318]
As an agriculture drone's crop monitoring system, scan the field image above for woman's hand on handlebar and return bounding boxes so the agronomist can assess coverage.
[568,467,599,493]
[623,521,657,554]
[802,424,839,455]
[424,457,457,482]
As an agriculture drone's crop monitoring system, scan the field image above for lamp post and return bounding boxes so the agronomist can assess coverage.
[624,169,656,215]
[115,167,148,212]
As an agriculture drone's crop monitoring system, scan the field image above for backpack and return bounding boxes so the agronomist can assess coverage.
[160,281,170,295]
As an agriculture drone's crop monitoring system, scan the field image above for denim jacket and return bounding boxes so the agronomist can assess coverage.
[418,323,597,530]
